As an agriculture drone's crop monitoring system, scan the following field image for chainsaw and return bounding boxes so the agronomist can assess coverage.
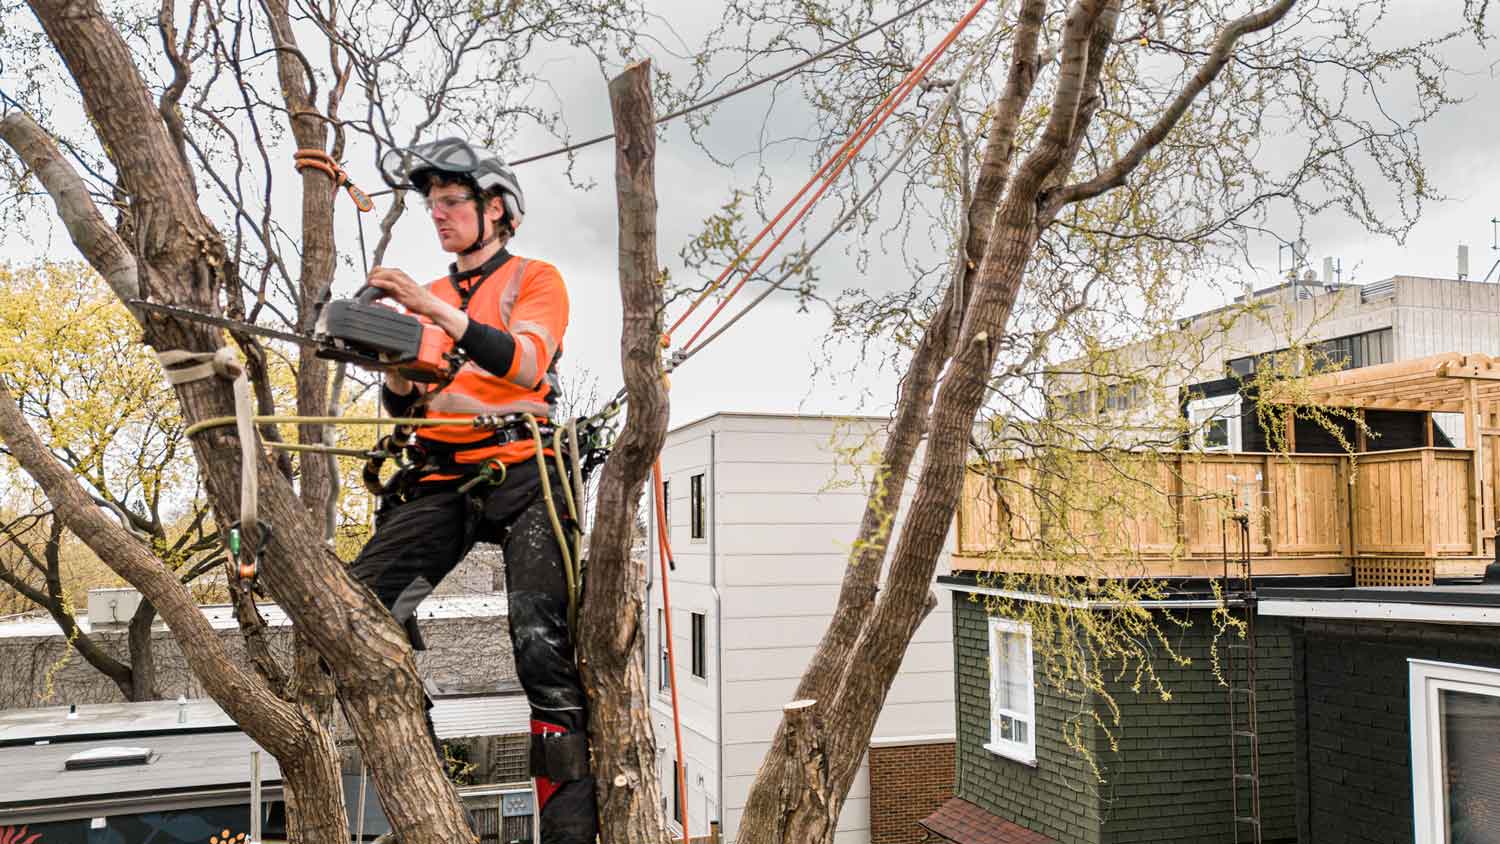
[130,287,456,383]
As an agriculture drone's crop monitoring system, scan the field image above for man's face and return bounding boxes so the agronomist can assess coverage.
[426,181,504,253]
[426,182,479,253]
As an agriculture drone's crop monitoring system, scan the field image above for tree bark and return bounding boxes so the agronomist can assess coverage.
[126,598,161,701]
[262,0,338,528]
[577,59,672,844]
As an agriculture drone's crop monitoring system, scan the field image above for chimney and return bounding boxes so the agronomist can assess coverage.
[1458,243,1470,280]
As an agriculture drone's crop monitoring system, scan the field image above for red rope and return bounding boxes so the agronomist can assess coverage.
[670,0,990,353]
[653,459,691,842]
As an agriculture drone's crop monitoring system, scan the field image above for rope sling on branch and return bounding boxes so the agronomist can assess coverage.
[145,2,993,835]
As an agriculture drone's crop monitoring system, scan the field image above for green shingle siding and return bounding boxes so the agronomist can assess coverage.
[953,594,1104,844]
[951,594,1297,844]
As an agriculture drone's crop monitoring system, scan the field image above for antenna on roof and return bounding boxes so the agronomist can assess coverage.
[1483,218,1500,283]
[1323,257,1341,285]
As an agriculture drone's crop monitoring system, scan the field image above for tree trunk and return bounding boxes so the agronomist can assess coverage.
[127,598,160,701]
[22,3,473,840]
[262,0,338,529]
[577,59,672,844]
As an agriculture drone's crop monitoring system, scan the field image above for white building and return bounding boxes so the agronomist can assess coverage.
[645,412,956,843]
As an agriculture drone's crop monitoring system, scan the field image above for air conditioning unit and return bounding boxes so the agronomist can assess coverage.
[87,588,144,626]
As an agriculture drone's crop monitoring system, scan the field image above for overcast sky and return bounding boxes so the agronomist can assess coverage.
[2,2,1495,429]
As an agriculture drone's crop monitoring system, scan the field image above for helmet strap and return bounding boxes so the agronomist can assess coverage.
[460,194,500,256]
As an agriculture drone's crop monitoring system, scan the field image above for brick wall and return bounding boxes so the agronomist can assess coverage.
[869,740,955,844]
[1097,610,1296,844]
[1295,618,1500,844]
[953,593,1104,844]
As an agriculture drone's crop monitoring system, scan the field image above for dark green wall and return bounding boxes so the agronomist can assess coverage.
[1097,610,1296,844]
[953,593,1104,844]
[1295,618,1500,844]
[951,594,1297,844]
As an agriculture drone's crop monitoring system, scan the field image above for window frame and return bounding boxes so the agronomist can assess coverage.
[690,611,707,679]
[690,473,706,540]
[1187,394,1241,453]
[985,617,1037,766]
[1409,658,1500,844]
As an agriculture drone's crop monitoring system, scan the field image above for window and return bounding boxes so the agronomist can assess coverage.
[671,762,686,825]
[657,608,670,692]
[986,617,1036,765]
[691,612,707,679]
[1187,395,1241,452]
[1410,659,1500,843]
[690,473,706,539]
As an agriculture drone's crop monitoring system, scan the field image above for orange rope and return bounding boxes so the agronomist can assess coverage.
[669,0,989,354]
[293,148,374,212]
[653,459,691,842]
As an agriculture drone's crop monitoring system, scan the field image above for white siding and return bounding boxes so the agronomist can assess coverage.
[647,414,956,844]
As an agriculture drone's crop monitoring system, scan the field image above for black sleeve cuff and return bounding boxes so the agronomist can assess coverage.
[381,384,422,417]
[456,319,518,378]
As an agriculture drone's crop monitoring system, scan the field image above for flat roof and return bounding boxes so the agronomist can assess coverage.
[0,688,530,749]
[1259,583,1500,625]
[667,409,891,436]
[0,592,508,640]
[0,699,235,747]
[0,729,282,814]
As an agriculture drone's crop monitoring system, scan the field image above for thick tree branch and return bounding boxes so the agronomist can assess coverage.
[1043,0,1297,215]
[0,113,143,310]
[0,383,304,741]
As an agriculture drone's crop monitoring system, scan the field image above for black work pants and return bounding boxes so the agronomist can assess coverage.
[349,458,598,844]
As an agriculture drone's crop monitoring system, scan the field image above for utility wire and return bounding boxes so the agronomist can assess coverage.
[519,0,943,168]
[670,1,1005,369]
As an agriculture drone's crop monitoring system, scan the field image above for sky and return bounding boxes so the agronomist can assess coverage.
[2,1,1496,430]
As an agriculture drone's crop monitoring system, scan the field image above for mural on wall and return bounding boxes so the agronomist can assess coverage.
[1,805,252,843]
[0,826,42,844]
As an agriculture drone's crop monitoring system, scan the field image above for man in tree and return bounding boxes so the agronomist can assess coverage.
[357,138,596,844]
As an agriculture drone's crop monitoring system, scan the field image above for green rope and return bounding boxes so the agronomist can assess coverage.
[526,413,579,634]
[184,414,476,438]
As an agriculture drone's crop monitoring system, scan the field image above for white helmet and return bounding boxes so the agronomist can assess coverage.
[379,138,525,248]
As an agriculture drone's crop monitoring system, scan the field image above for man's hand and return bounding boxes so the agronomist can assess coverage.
[366,266,469,340]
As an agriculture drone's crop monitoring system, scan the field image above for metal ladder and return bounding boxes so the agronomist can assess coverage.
[1223,480,1262,844]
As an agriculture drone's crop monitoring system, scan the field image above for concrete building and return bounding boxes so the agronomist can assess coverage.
[646,412,956,844]
[1049,274,1500,448]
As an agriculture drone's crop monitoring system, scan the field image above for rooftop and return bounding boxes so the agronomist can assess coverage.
[0,690,530,748]
[0,729,283,817]
[0,592,508,640]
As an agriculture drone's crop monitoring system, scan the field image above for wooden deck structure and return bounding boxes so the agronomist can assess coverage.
[954,353,1500,584]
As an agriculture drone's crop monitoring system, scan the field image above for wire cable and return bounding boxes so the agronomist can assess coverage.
[672,0,1008,370]
[506,0,944,168]
[670,0,992,358]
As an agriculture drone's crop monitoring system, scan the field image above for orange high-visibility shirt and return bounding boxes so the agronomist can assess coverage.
[414,254,569,467]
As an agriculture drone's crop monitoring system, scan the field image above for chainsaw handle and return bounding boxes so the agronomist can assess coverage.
[352,284,390,305]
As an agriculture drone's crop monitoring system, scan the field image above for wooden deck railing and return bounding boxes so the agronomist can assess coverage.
[954,448,1490,578]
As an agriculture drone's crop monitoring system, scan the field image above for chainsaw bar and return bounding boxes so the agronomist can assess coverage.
[129,299,316,347]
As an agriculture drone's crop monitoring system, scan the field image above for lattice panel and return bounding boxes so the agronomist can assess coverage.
[1354,556,1435,587]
